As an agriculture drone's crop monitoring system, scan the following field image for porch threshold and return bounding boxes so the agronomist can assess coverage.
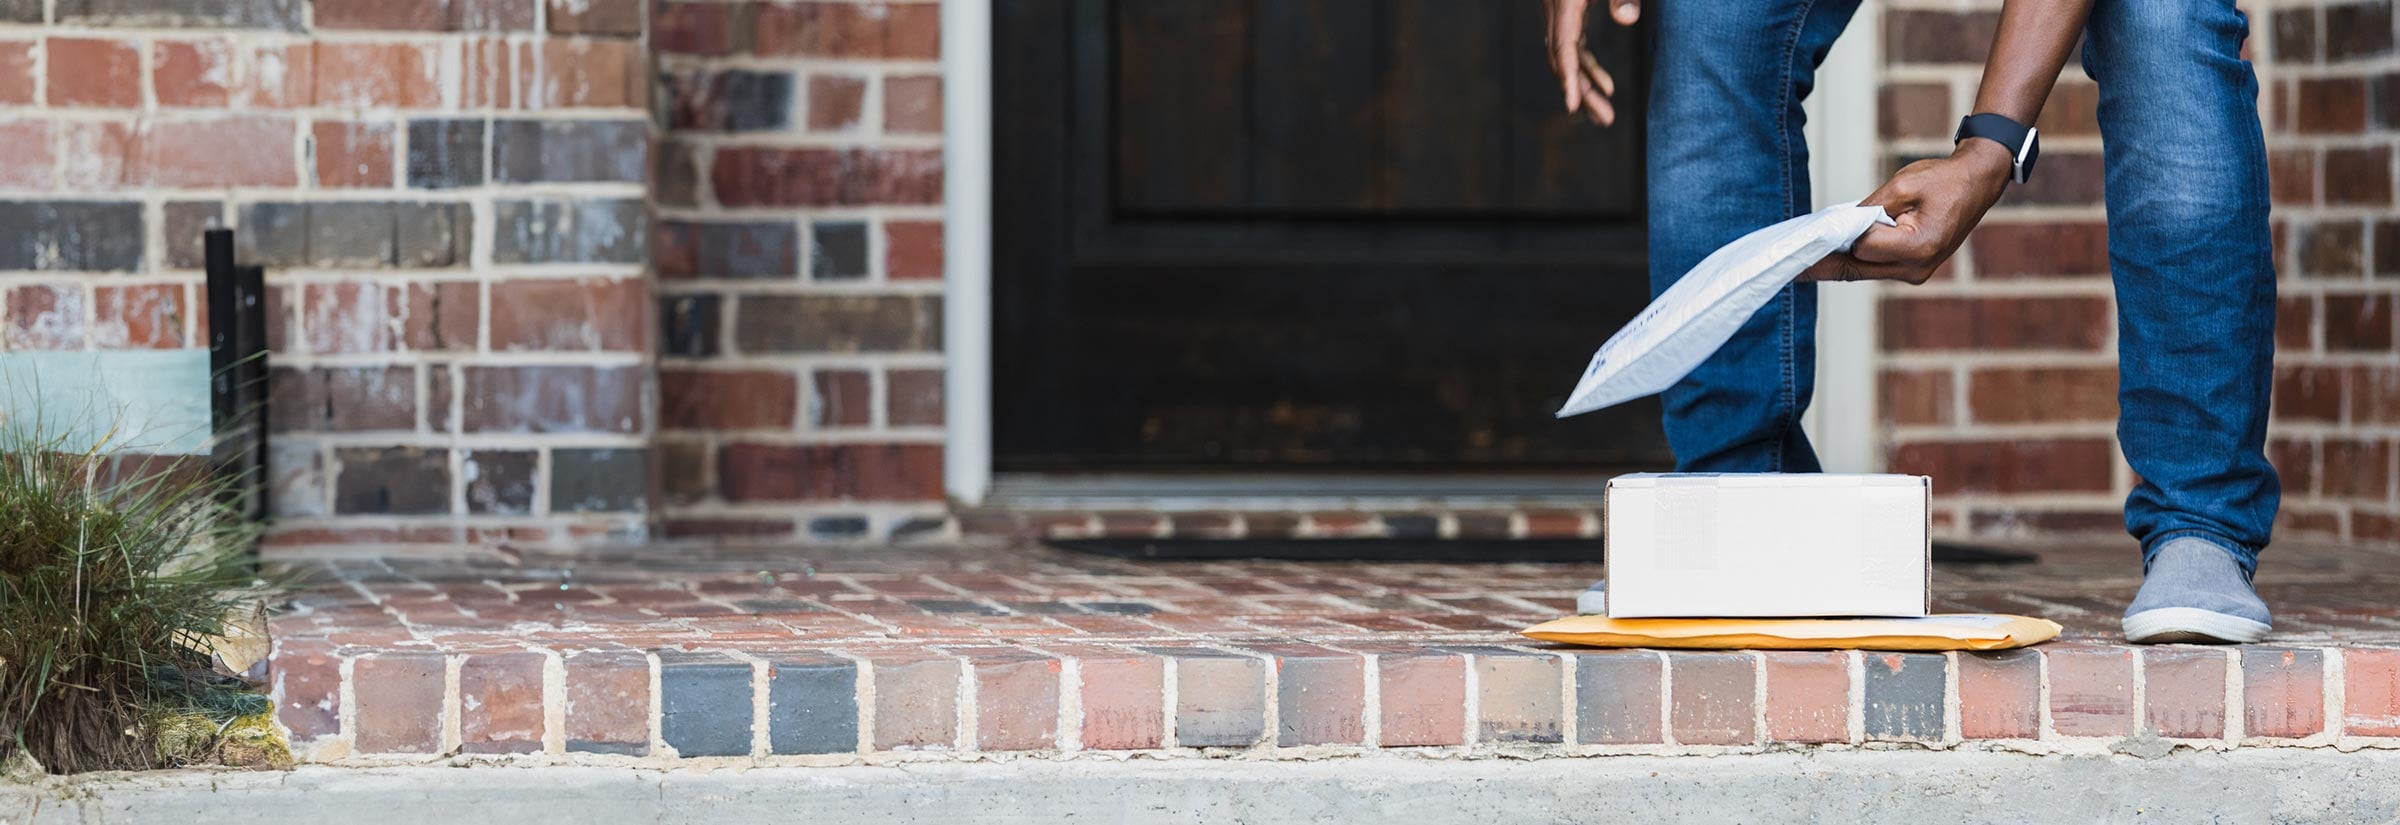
[982,472,1622,512]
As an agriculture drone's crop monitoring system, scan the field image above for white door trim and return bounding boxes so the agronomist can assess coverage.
[941,0,995,505]
[1804,0,1885,473]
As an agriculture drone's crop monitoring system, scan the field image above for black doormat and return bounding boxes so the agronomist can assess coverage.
[1049,538,2038,565]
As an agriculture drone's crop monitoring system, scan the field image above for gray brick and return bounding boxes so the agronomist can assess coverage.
[0,0,37,22]
[56,0,303,28]
[1575,652,1664,745]
[659,652,754,758]
[1154,651,1264,747]
[660,295,721,357]
[1864,652,1947,741]
[734,295,942,353]
[807,516,869,539]
[162,201,224,270]
[664,70,793,132]
[767,655,859,754]
[0,202,145,272]
[493,119,646,183]
[334,447,451,515]
[493,199,647,264]
[407,119,487,190]
[808,221,868,280]
[1383,514,1439,538]
[551,448,647,513]
[463,450,536,515]
[237,201,470,269]
[660,220,796,279]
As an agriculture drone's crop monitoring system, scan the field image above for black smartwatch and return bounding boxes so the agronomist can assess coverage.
[1955,113,2040,184]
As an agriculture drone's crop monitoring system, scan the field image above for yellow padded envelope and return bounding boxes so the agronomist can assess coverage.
[1521,613,2061,651]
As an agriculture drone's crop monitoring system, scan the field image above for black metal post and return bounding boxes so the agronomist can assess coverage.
[204,229,268,541]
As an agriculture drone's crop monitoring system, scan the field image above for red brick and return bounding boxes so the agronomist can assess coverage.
[1522,509,1590,538]
[1762,651,1850,744]
[1957,650,2040,739]
[91,284,186,350]
[2358,510,2400,543]
[539,38,646,108]
[756,1,940,59]
[1078,653,1165,749]
[460,652,546,753]
[1878,82,1950,140]
[2321,438,2393,500]
[1883,10,1998,64]
[653,2,739,55]
[806,74,867,131]
[0,41,32,104]
[884,75,942,134]
[489,278,646,352]
[885,220,943,280]
[872,656,959,750]
[2354,366,2400,424]
[7,284,83,350]
[1969,222,2110,278]
[1669,652,1757,746]
[662,369,798,430]
[153,39,235,107]
[711,147,943,207]
[47,38,140,108]
[973,655,1061,751]
[564,650,650,754]
[718,443,943,501]
[1879,295,2112,351]
[403,281,481,351]
[355,652,447,753]
[2243,648,2325,739]
[1887,438,2118,494]
[2298,77,2369,134]
[311,42,443,109]
[811,369,872,427]
[887,368,944,427]
[0,120,52,189]
[2045,645,2135,737]
[61,118,298,189]
[2344,648,2400,736]
[1878,368,1953,426]
[2142,647,2228,739]
[271,639,343,742]
[2272,438,2318,496]
[2326,293,2395,351]
[2325,147,2394,205]
[2035,81,2100,136]
[1967,367,2118,423]
[313,121,395,188]
[2275,365,2346,422]
[1378,652,1466,746]
[2271,148,2318,205]
[548,0,644,36]
[1476,652,1563,744]
[2279,296,2317,350]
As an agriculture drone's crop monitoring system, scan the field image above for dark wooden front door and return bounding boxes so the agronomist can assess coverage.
[994,0,1667,473]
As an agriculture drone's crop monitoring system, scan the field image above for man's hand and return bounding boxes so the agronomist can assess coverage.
[1801,139,2015,284]
[1546,0,1640,126]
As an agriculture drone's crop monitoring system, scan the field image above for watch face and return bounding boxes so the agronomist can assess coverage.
[2019,135,2041,183]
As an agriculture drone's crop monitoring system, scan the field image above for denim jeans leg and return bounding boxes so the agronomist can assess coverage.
[1646,0,1863,473]
[2082,0,2281,572]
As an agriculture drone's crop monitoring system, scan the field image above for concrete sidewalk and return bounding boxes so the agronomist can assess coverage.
[11,750,2400,824]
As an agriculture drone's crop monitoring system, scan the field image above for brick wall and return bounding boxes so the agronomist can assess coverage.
[0,0,657,548]
[1876,0,2400,548]
[650,0,950,543]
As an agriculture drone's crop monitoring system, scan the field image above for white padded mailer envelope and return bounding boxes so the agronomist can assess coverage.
[1605,473,1929,618]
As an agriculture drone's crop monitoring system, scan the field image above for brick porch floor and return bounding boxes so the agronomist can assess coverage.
[265,539,2400,761]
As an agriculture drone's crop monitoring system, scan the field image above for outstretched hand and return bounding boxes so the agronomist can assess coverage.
[1546,0,1641,126]
[1801,139,2016,284]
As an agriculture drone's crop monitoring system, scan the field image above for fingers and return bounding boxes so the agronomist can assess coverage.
[1551,0,1588,112]
[1798,251,1926,284]
[1579,49,1615,98]
[1580,81,1615,126]
[1612,0,1640,25]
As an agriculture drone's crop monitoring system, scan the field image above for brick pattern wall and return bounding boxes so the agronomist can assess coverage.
[650,0,951,543]
[0,0,657,547]
[1875,0,2400,548]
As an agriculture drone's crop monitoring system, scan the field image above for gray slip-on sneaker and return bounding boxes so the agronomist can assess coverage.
[2121,537,2272,644]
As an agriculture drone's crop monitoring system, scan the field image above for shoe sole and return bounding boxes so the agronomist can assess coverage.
[2122,607,2270,645]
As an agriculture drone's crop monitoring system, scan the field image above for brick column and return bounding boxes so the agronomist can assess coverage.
[0,0,657,548]
[651,0,951,543]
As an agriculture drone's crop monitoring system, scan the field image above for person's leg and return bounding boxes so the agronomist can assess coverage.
[2081,0,2280,642]
[1645,0,1863,474]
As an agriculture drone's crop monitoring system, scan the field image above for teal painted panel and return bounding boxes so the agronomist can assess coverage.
[0,349,216,455]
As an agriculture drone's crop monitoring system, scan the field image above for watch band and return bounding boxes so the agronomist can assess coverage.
[1954,113,2039,184]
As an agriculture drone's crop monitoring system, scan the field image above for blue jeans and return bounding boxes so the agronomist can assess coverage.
[1648,0,2280,571]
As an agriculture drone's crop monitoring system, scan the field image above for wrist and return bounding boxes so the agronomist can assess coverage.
[1952,137,2017,184]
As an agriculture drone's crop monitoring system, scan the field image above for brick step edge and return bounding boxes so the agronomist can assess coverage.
[269,641,2400,761]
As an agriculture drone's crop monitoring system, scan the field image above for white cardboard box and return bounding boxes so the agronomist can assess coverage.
[1605,473,1929,618]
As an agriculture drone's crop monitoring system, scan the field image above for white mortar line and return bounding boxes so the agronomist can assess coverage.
[541,648,566,755]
